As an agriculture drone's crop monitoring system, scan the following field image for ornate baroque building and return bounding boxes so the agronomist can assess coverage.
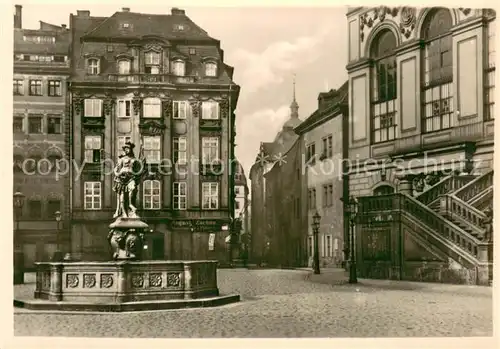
[346,7,494,284]
[69,7,240,262]
[13,4,71,269]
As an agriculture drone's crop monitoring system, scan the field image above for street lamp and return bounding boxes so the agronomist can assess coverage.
[346,196,359,284]
[13,191,25,284]
[52,210,63,262]
[312,211,321,274]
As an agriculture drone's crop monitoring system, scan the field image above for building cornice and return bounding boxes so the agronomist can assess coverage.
[295,105,346,135]
[346,58,372,73]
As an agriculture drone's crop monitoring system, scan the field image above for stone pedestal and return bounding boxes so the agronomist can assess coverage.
[108,217,149,260]
[14,250,24,285]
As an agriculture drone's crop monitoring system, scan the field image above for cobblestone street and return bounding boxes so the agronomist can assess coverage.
[14,269,492,338]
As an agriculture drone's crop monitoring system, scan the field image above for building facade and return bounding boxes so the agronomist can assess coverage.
[233,160,250,259]
[69,7,240,262]
[13,4,71,269]
[346,7,494,284]
[264,137,308,268]
[249,80,302,265]
[295,83,348,268]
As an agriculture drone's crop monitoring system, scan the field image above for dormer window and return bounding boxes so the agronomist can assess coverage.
[118,59,131,74]
[144,51,161,74]
[122,23,130,28]
[205,62,217,77]
[173,24,185,31]
[172,59,185,76]
[87,58,100,75]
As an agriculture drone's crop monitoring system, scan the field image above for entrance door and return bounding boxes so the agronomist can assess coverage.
[151,234,165,260]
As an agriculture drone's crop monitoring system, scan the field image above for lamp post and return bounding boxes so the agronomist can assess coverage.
[13,191,25,284]
[52,210,63,262]
[346,196,358,284]
[312,211,321,275]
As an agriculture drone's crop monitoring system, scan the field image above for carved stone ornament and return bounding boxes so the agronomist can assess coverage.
[103,93,115,116]
[83,274,97,288]
[149,273,162,287]
[162,98,173,119]
[219,98,229,118]
[100,274,114,288]
[131,273,145,288]
[43,272,51,289]
[139,120,166,135]
[459,8,471,16]
[190,100,200,118]
[73,92,83,114]
[132,91,142,115]
[359,6,400,42]
[166,273,181,287]
[399,7,416,39]
[66,274,79,288]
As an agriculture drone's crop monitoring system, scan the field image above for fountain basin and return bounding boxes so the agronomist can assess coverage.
[14,260,240,312]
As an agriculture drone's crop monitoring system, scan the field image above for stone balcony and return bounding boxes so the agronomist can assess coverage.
[107,74,197,84]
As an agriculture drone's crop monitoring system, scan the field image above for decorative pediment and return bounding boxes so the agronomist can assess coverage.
[200,119,222,131]
[139,120,166,135]
[115,53,134,61]
[83,53,102,59]
[201,56,219,63]
[143,43,164,52]
[82,117,105,130]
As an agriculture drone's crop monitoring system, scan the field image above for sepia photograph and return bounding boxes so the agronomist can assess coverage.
[8,0,497,345]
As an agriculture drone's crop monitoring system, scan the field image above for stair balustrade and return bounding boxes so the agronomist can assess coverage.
[443,194,486,230]
[416,175,474,206]
[454,170,493,203]
[358,193,490,263]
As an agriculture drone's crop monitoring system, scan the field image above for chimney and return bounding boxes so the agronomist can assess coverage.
[122,7,130,12]
[61,24,67,29]
[76,10,90,17]
[171,8,186,15]
[14,5,22,29]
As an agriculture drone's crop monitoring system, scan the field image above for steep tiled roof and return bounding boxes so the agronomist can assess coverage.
[82,11,216,41]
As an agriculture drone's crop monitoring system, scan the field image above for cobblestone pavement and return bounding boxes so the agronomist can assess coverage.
[14,269,492,338]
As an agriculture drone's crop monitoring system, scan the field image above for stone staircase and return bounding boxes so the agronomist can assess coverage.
[357,170,493,285]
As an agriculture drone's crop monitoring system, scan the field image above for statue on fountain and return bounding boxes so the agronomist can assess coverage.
[107,141,149,260]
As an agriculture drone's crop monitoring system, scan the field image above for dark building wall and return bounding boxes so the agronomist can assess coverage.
[249,165,267,264]
[264,138,308,268]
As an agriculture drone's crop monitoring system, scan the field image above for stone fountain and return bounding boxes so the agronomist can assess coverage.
[15,142,239,312]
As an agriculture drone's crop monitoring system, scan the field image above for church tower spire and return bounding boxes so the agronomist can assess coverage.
[290,73,299,119]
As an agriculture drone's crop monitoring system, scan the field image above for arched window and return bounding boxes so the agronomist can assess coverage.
[422,8,453,132]
[172,60,185,76]
[143,180,161,210]
[143,97,161,118]
[373,185,395,196]
[371,29,397,144]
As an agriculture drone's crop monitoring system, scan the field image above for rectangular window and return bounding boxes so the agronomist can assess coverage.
[143,136,161,163]
[486,70,495,120]
[172,61,185,76]
[117,136,131,157]
[173,101,188,119]
[488,20,496,69]
[13,116,23,133]
[84,182,101,210]
[28,200,42,219]
[47,200,61,218]
[202,182,219,210]
[87,58,100,75]
[323,185,328,207]
[201,101,220,119]
[145,52,161,65]
[13,79,23,95]
[205,62,217,77]
[29,80,42,96]
[326,235,332,257]
[306,143,316,163]
[202,137,219,164]
[308,188,317,210]
[84,135,102,163]
[308,236,314,257]
[334,238,339,251]
[118,60,131,75]
[28,115,43,134]
[47,115,61,134]
[423,83,454,132]
[173,137,187,164]
[117,99,132,118]
[143,98,161,118]
[143,180,161,210]
[173,182,187,210]
[48,80,62,97]
[372,100,397,143]
[327,135,333,157]
[84,99,103,117]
